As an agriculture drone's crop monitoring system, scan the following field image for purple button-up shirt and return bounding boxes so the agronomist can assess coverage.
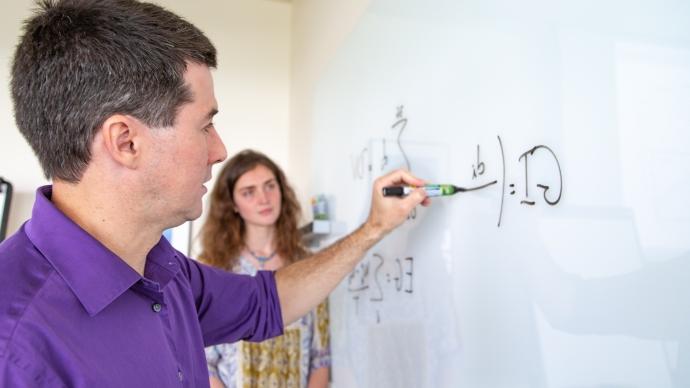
[0,186,284,387]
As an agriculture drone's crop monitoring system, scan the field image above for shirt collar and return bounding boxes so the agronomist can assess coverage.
[25,185,181,316]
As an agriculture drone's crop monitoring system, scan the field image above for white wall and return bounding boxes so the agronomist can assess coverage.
[160,0,292,254]
[0,0,292,244]
[289,0,372,221]
[0,1,44,238]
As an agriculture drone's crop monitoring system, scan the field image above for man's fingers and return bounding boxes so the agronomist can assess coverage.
[400,187,428,211]
[410,187,428,204]
[376,169,425,189]
[367,171,432,236]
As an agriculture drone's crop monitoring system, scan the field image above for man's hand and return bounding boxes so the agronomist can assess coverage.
[365,169,430,239]
[276,169,430,325]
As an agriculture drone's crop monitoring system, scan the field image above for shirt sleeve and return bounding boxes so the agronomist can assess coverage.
[1,352,64,388]
[183,257,284,346]
[1,357,27,388]
[309,299,332,371]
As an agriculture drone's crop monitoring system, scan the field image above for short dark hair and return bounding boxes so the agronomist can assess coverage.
[11,0,217,182]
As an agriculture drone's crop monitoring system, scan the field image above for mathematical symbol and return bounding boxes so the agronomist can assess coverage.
[472,144,486,180]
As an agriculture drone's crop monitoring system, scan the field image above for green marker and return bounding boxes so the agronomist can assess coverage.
[382,181,497,197]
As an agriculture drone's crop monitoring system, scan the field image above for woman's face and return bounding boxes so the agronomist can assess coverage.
[232,164,282,228]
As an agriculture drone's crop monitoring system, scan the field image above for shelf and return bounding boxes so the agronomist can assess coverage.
[300,220,331,247]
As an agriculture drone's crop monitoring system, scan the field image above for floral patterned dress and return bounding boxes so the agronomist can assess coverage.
[205,256,331,388]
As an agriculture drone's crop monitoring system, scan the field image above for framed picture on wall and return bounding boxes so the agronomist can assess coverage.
[163,221,193,257]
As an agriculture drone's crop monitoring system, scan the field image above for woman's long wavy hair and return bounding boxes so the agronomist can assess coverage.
[198,149,307,270]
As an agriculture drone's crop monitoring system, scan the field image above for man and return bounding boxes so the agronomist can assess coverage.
[0,1,428,387]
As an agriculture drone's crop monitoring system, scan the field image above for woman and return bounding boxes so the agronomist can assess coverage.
[199,149,330,388]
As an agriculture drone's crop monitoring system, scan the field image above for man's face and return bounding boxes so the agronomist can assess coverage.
[143,62,227,227]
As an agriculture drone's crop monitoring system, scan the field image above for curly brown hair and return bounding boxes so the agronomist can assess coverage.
[198,149,307,270]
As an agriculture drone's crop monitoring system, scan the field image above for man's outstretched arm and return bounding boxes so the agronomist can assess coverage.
[276,169,429,325]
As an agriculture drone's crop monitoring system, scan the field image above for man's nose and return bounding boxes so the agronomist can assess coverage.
[208,127,227,165]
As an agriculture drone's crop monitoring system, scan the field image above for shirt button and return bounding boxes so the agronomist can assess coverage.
[151,302,162,313]
[177,370,184,381]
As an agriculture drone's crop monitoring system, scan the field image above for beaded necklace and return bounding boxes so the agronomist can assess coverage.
[247,249,277,269]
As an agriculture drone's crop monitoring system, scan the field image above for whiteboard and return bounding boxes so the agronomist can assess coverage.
[309,1,690,387]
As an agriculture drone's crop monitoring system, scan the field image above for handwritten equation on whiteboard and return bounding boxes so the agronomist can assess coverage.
[350,105,412,180]
[349,105,564,227]
[344,106,565,322]
[347,253,414,324]
[471,136,563,227]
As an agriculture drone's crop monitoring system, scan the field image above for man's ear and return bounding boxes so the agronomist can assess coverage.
[99,114,146,169]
